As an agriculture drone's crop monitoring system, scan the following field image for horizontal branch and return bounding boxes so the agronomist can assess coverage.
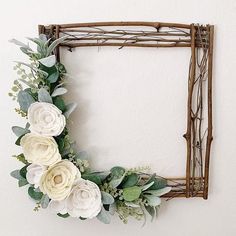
[60,42,191,48]
[60,29,191,37]
[51,21,192,29]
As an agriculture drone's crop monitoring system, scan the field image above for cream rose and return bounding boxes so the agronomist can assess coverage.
[39,160,80,201]
[28,102,66,137]
[66,179,102,218]
[20,133,61,166]
[26,164,46,188]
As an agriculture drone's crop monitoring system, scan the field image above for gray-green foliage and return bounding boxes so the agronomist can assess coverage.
[96,207,111,224]
[9,34,172,225]
[17,90,35,112]
[12,126,29,137]
[38,87,52,103]
[109,166,126,188]
[101,191,114,205]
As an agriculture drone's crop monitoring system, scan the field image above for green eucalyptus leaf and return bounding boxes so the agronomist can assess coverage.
[144,187,172,197]
[109,166,126,188]
[47,71,59,83]
[109,177,125,188]
[101,191,114,205]
[87,171,110,182]
[12,126,29,137]
[19,165,28,179]
[53,97,66,112]
[121,173,139,188]
[10,170,21,180]
[18,178,28,187]
[38,88,52,103]
[28,187,43,201]
[110,166,125,177]
[96,207,111,224]
[57,213,70,218]
[40,194,50,209]
[15,135,24,146]
[63,103,77,118]
[144,195,161,207]
[82,174,102,186]
[15,153,28,164]
[38,55,56,67]
[17,90,35,112]
[123,186,142,202]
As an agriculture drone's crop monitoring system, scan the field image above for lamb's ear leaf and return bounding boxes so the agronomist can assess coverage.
[38,55,56,67]
[141,181,154,191]
[51,87,68,97]
[145,205,157,222]
[144,187,172,197]
[96,207,111,224]
[17,90,35,112]
[63,103,77,118]
[38,88,53,103]
[144,195,161,207]
[9,39,30,49]
[47,36,69,56]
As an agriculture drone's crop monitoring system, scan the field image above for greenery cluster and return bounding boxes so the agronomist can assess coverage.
[9,35,171,225]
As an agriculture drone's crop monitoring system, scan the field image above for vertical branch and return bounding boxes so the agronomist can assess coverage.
[38,25,45,35]
[55,25,61,62]
[203,25,214,199]
[184,24,196,198]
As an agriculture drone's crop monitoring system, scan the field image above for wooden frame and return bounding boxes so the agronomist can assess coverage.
[38,21,214,199]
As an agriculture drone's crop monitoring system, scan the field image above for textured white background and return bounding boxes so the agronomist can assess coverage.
[0,0,236,235]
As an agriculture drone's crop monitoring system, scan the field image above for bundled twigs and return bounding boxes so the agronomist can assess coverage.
[38,22,214,199]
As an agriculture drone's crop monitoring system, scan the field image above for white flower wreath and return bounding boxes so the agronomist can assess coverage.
[9,35,171,224]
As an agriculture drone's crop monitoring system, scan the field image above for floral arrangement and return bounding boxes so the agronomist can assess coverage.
[9,35,171,224]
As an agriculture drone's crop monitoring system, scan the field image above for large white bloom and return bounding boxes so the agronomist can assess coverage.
[20,133,61,166]
[26,164,46,188]
[39,160,80,201]
[66,179,102,218]
[28,102,66,137]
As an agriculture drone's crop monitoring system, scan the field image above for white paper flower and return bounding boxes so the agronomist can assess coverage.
[48,199,67,215]
[28,102,66,137]
[66,179,102,218]
[20,133,61,166]
[39,160,80,201]
[26,164,46,188]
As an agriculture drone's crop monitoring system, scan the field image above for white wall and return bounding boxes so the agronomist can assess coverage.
[0,0,236,235]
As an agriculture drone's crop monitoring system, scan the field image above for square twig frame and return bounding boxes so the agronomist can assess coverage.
[38,21,214,199]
